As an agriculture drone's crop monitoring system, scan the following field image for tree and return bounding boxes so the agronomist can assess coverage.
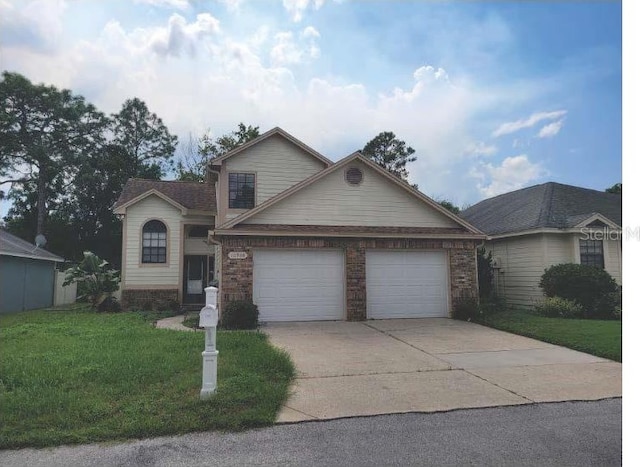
[0,72,107,235]
[438,200,460,215]
[111,97,177,179]
[176,123,260,181]
[605,183,621,194]
[361,131,417,182]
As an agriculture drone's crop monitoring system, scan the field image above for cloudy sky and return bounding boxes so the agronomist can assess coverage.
[0,0,622,209]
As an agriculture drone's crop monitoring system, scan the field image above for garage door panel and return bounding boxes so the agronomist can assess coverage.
[366,250,448,319]
[253,250,345,321]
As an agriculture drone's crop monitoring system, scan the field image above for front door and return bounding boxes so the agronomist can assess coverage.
[183,255,207,304]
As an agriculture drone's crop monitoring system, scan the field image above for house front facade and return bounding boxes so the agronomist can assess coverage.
[115,127,485,321]
[461,182,622,309]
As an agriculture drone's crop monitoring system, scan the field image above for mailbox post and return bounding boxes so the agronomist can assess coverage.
[199,286,219,399]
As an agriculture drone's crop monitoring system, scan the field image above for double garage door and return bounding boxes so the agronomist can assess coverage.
[253,249,449,321]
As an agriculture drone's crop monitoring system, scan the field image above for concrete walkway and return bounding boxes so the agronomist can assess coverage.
[263,319,621,422]
[155,315,194,331]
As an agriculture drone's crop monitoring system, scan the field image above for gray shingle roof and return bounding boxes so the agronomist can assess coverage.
[0,229,64,261]
[113,179,216,212]
[460,182,622,236]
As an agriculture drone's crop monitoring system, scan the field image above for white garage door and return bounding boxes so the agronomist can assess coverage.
[366,250,449,319]
[253,249,345,321]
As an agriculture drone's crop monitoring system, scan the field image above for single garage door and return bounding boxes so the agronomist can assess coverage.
[366,250,449,319]
[253,249,345,321]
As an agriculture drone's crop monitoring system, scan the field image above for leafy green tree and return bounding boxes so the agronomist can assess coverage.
[361,131,417,182]
[438,200,460,215]
[111,97,177,178]
[176,123,260,181]
[0,72,106,235]
[605,183,621,194]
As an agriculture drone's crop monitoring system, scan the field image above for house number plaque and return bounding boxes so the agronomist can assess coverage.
[228,251,248,260]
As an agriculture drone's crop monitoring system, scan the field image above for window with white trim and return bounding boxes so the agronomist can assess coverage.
[229,173,255,209]
[579,239,604,269]
[142,220,167,263]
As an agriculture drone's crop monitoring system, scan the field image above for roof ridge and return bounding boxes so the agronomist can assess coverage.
[129,178,207,185]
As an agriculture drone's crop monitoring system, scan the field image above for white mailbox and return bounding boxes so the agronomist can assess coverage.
[199,305,218,328]
[200,286,219,400]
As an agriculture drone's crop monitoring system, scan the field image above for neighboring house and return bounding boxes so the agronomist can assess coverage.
[461,182,622,309]
[114,127,485,321]
[0,229,64,314]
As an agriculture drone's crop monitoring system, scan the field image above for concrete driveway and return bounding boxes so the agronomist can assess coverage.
[263,319,621,422]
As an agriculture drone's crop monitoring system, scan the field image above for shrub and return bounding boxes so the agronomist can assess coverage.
[97,296,122,313]
[534,297,583,319]
[589,287,622,320]
[539,263,618,314]
[477,246,495,300]
[452,295,479,321]
[63,251,120,309]
[220,300,259,330]
[477,296,506,318]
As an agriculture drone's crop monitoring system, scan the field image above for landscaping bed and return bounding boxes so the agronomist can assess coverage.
[477,310,621,362]
[0,306,295,449]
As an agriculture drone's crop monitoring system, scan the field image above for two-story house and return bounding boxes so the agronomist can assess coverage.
[114,127,485,321]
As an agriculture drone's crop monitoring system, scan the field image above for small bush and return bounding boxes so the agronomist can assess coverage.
[589,287,622,320]
[534,297,583,319]
[97,296,122,313]
[220,300,259,330]
[452,295,479,321]
[539,263,618,314]
[477,296,507,318]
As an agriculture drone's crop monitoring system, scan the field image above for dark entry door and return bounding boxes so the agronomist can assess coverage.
[183,255,207,304]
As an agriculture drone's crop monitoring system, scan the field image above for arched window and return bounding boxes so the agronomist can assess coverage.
[142,220,167,263]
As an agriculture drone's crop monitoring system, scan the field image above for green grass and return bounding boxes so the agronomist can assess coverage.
[478,310,621,362]
[0,306,295,449]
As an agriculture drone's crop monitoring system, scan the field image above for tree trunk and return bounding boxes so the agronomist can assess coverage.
[36,166,47,236]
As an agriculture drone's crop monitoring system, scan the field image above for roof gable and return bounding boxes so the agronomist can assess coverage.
[209,127,333,168]
[113,179,216,214]
[218,152,483,234]
[461,182,622,236]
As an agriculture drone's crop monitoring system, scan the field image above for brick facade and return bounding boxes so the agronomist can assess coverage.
[218,235,480,321]
[122,288,179,310]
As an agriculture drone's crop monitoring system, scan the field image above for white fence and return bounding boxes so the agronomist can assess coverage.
[53,271,77,306]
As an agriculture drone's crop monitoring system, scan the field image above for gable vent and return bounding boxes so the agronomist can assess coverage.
[345,167,363,185]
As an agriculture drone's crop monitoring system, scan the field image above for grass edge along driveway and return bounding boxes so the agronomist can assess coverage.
[0,306,295,449]
[477,310,621,362]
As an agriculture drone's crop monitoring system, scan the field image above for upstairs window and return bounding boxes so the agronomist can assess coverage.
[579,239,604,269]
[142,220,167,264]
[229,173,255,209]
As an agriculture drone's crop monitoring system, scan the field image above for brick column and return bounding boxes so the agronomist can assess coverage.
[346,244,366,321]
[449,246,479,303]
[220,244,253,314]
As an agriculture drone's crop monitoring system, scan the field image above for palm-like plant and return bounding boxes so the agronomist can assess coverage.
[63,251,120,308]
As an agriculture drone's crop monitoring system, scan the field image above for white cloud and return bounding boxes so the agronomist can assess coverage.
[0,0,67,52]
[492,110,567,137]
[282,0,325,22]
[464,141,497,157]
[134,0,190,9]
[217,0,243,11]
[472,154,545,197]
[270,28,320,66]
[537,119,564,138]
[147,13,221,57]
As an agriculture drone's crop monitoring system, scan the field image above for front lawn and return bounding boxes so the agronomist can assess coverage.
[477,310,621,362]
[0,306,295,449]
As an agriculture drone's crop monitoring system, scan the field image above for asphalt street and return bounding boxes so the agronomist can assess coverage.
[0,399,621,467]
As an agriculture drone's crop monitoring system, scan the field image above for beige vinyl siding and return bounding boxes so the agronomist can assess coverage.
[543,233,575,266]
[225,134,327,205]
[487,235,546,309]
[243,160,460,228]
[123,195,182,287]
[604,238,622,286]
